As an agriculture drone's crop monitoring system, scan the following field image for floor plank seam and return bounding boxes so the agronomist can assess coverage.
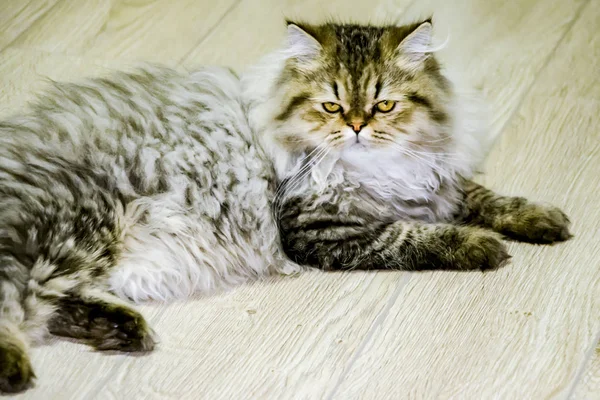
[565,328,600,399]
[177,0,244,67]
[325,273,412,400]
[487,0,591,149]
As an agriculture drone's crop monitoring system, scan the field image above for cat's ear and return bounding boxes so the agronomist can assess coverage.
[396,20,433,69]
[285,22,322,63]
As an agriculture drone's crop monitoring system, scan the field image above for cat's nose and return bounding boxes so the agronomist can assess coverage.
[348,121,366,133]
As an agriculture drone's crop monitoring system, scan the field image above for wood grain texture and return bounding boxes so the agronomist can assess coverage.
[9,0,240,65]
[95,272,406,400]
[9,0,112,54]
[1,0,598,399]
[0,0,58,51]
[0,48,130,117]
[571,342,600,399]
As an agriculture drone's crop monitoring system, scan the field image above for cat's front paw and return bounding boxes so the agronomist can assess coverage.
[496,203,572,244]
[452,229,511,271]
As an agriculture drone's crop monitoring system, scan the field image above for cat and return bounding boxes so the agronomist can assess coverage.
[0,19,571,393]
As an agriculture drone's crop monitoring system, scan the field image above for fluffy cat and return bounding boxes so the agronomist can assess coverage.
[0,19,571,392]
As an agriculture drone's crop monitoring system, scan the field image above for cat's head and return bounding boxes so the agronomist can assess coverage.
[244,20,485,181]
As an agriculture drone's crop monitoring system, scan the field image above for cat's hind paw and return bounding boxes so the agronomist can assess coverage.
[0,342,35,393]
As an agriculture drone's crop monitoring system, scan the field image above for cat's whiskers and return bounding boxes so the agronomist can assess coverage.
[390,143,441,170]
[277,145,330,205]
[274,146,331,220]
[407,148,461,161]
[280,136,314,144]
[273,142,327,202]
[279,147,330,202]
[413,136,450,144]
[272,142,330,219]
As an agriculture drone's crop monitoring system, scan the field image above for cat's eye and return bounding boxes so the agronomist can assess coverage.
[375,100,396,113]
[322,102,342,113]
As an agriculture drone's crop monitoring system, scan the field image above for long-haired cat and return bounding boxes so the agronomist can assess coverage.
[0,19,571,392]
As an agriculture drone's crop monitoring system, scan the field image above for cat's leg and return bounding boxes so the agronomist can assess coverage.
[1,263,154,393]
[0,252,63,393]
[0,263,35,393]
[0,323,33,393]
[47,287,155,352]
[0,255,62,393]
[459,179,572,244]
[0,251,154,393]
[279,207,510,271]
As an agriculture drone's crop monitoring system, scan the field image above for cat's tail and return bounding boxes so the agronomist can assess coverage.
[0,257,36,393]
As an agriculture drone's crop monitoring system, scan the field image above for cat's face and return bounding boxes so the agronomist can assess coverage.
[274,21,452,159]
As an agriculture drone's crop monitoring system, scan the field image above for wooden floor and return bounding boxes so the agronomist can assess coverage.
[1,0,599,399]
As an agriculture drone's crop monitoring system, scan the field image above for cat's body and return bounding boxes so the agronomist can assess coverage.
[0,20,571,393]
[0,66,291,300]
